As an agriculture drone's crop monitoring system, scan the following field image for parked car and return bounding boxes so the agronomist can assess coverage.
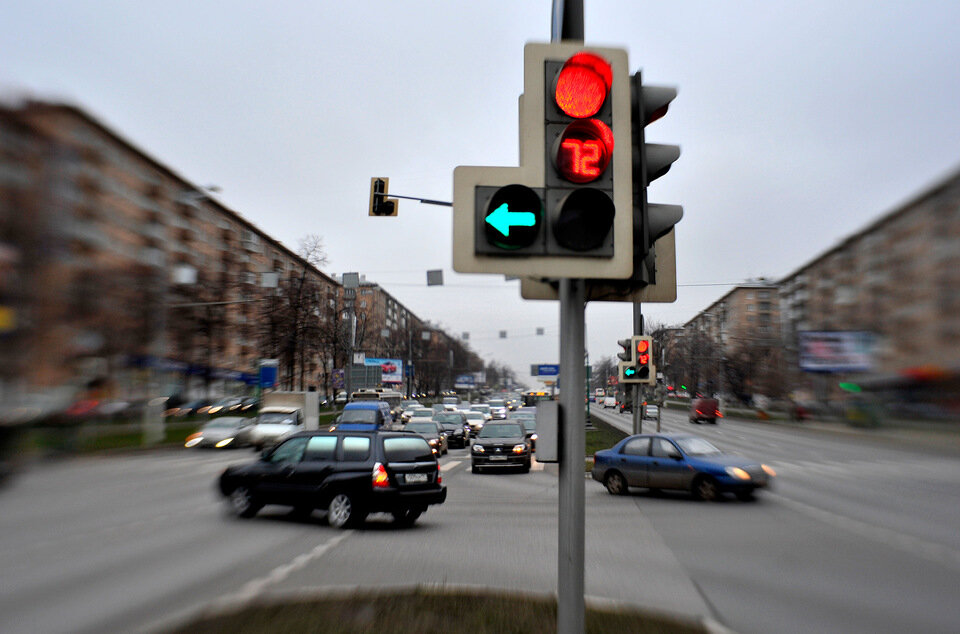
[433,411,470,448]
[164,399,211,417]
[690,398,721,424]
[591,433,776,501]
[403,421,448,455]
[218,430,446,527]
[206,396,245,415]
[471,421,530,473]
[184,416,253,449]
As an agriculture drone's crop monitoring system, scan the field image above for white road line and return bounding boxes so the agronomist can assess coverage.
[441,460,461,472]
[212,531,352,609]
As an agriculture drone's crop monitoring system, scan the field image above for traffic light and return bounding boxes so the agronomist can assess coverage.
[632,72,682,285]
[369,177,397,216]
[453,43,633,279]
[619,335,655,384]
[616,338,633,362]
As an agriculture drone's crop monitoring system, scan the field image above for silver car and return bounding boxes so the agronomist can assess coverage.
[184,416,253,449]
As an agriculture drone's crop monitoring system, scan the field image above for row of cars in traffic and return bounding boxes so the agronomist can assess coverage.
[215,394,536,528]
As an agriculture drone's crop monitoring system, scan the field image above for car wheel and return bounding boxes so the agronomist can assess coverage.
[228,486,261,518]
[327,492,362,528]
[521,461,531,474]
[472,465,481,474]
[392,507,423,527]
[692,475,719,501]
[604,471,627,495]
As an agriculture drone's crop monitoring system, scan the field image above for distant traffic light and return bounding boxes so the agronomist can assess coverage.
[619,335,655,384]
[369,177,398,216]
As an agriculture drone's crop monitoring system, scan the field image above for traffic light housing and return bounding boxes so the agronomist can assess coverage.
[369,177,398,217]
[453,43,633,279]
[519,71,682,303]
[619,335,656,384]
[616,338,633,362]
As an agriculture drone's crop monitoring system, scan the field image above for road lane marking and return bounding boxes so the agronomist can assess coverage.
[441,460,461,472]
[212,531,352,609]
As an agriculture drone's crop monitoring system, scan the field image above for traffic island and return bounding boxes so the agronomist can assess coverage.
[167,586,713,634]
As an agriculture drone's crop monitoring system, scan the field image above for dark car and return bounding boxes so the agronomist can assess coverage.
[591,433,776,501]
[218,430,446,528]
[403,421,448,455]
[690,398,721,424]
[471,421,531,473]
[516,418,537,451]
[433,411,470,448]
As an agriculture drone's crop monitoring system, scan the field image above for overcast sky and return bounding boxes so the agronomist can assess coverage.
[3,1,959,387]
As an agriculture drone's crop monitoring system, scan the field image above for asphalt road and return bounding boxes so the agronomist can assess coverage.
[592,404,960,633]
[1,413,958,634]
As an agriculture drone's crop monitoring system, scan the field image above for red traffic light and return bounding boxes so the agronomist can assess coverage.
[636,339,650,354]
[554,52,612,119]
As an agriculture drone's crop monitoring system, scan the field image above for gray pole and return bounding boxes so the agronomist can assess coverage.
[552,5,586,633]
[558,278,586,634]
[632,303,643,435]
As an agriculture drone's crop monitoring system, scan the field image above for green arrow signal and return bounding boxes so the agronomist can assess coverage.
[624,367,637,377]
[486,203,537,238]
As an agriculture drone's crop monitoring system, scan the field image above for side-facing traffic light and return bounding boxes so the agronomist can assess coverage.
[369,177,398,217]
[633,73,682,284]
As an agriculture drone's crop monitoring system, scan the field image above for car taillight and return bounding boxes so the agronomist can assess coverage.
[715,410,722,418]
[436,462,442,485]
[372,462,390,488]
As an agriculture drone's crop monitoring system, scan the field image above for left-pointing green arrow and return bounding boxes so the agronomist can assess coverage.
[486,203,536,238]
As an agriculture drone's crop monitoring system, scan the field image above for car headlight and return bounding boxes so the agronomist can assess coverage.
[761,464,777,477]
[428,438,439,446]
[215,437,234,448]
[473,444,485,453]
[184,433,202,448]
[512,444,526,454]
[531,433,538,440]
[725,466,751,480]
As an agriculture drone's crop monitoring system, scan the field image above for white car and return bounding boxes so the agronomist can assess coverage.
[643,404,660,420]
[246,406,303,449]
[602,396,617,409]
[463,410,486,437]
[407,408,436,425]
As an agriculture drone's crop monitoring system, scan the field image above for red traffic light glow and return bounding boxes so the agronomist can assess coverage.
[554,52,613,118]
[554,119,614,183]
[636,339,650,354]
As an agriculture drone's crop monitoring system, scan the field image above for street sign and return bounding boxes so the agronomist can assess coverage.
[537,364,560,376]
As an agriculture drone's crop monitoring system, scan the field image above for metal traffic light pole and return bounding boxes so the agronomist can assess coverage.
[552,5,587,634]
[633,303,643,435]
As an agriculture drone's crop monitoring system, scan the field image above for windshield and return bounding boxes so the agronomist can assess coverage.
[339,409,377,424]
[434,413,462,423]
[478,423,523,438]
[258,412,297,425]
[405,423,437,434]
[411,409,434,417]
[676,437,722,456]
[488,399,504,407]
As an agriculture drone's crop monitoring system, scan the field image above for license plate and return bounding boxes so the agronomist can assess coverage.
[490,455,507,461]
[405,473,428,483]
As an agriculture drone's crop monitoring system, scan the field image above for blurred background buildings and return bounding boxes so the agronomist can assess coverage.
[0,100,486,417]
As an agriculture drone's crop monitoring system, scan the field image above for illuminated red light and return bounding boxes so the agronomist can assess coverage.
[554,119,613,183]
[636,340,650,354]
[637,353,650,365]
[554,52,613,118]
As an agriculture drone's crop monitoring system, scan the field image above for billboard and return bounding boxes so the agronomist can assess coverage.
[364,357,403,384]
[798,331,875,373]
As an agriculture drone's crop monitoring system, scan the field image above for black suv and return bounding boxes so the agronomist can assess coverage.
[433,411,471,448]
[218,430,447,528]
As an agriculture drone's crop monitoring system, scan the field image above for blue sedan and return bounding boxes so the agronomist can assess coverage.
[591,433,776,501]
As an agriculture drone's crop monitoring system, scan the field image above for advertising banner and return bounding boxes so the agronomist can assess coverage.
[365,357,404,384]
[798,331,875,373]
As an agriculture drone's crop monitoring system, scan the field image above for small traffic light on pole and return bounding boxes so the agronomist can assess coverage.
[619,335,655,384]
[617,338,633,362]
[369,177,398,216]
